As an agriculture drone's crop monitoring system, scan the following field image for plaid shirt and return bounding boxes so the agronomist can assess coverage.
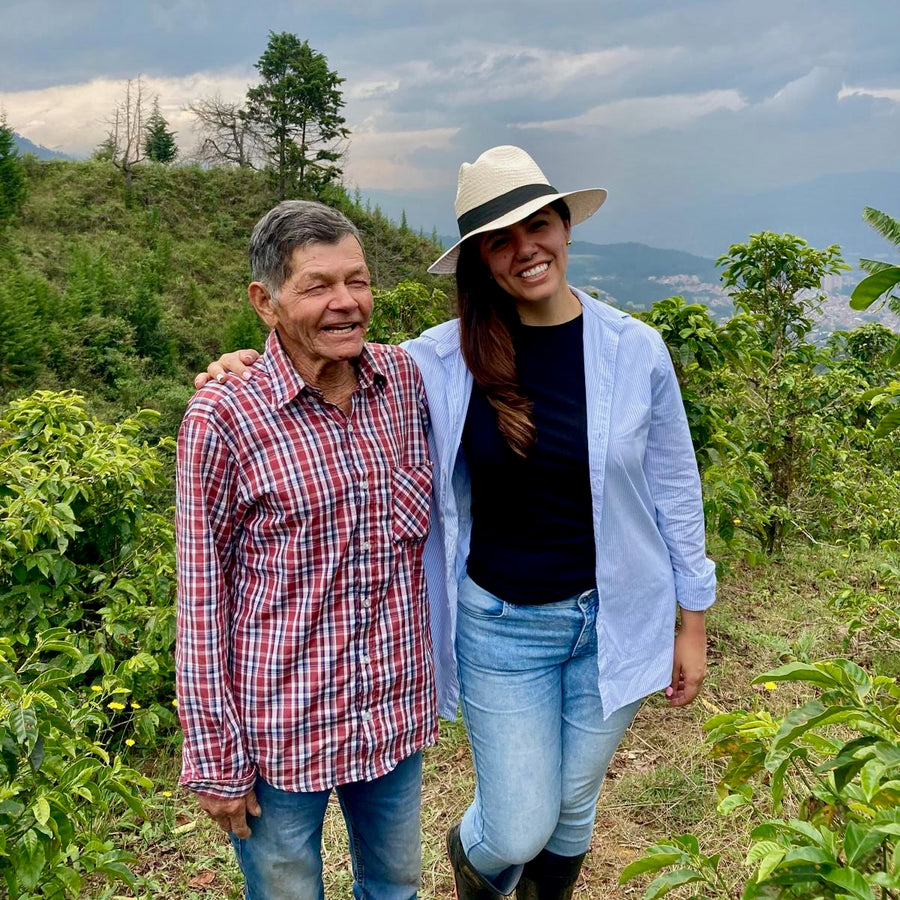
[176,331,437,797]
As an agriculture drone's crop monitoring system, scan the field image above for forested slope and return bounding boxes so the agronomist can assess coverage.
[0,157,449,436]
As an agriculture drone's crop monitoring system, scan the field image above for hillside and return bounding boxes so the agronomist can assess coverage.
[1,157,448,435]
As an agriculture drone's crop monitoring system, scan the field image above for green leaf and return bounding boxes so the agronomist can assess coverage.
[673,834,700,855]
[619,852,686,883]
[850,267,900,310]
[756,848,787,882]
[746,841,784,867]
[31,796,50,827]
[859,758,889,802]
[717,793,750,815]
[873,406,900,439]
[15,829,47,890]
[780,846,838,867]
[768,703,859,769]
[752,662,840,689]
[8,707,37,745]
[644,868,705,900]
[844,822,885,867]
[821,865,876,900]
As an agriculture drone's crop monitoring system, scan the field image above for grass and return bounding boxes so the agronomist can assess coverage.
[83,540,899,898]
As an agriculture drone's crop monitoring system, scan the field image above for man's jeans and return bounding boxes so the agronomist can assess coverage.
[455,576,641,879]
[230,752,422,900]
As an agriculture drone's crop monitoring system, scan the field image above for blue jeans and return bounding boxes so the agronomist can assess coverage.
[455,576,641,880]
[230,752,422,900]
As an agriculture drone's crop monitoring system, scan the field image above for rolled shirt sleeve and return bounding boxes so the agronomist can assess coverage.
[175,406,257,798]
[644,333,716,612]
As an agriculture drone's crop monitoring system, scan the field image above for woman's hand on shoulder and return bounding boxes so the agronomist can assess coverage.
[194,350,261,390]
[666,610,707,708]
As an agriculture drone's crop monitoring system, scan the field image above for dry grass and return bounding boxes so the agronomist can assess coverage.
[88,541,898,898]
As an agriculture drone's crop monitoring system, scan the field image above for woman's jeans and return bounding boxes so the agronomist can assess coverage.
[455,576,641,879]
[230,752,422,900]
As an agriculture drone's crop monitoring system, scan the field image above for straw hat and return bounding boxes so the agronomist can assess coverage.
[427,145,607,275]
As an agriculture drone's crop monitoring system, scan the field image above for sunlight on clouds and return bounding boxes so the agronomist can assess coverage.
[345,127,459,190]
[515,90,747,136]
[759,67,842,114]
[1,71,252,157]
[839,85,900,103]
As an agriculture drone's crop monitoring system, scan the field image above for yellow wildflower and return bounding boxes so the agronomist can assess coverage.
[763,682,778,691]
[130,702,141,709]
[125,738,136,747]
[90,685,102,693]
[733,518,741,525]
[108,701,126,710]
[162,790,173,798]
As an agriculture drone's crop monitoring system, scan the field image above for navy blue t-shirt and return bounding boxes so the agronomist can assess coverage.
[462,314,596,604]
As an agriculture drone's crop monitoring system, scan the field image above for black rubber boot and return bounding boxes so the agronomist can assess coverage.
[446,823,520,899]
[514,849,587,900]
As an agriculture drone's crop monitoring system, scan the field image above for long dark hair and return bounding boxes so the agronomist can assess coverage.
[455,199,571,458]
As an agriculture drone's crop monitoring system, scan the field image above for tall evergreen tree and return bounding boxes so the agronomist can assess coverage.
[0,118,27,225]
[144,100,178,164]
[246,32,350,199]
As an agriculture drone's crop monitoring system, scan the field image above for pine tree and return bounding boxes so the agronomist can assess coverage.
[144,100,178,164]
[0,118,27,225]
[246,32,349,199]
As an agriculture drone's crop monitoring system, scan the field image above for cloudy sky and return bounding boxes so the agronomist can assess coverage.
[2,0,899,255]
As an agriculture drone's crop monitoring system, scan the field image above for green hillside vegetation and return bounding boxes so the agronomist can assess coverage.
[1,144,899,898]
[0,156,450,440]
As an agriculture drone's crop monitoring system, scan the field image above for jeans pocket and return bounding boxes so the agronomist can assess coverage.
[458,576,507,619]
[390,462,433,542]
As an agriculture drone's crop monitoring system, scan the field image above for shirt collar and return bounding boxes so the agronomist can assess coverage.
[261,330,387,411]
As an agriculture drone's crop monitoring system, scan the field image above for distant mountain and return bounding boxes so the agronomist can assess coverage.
[566,239,899,340]
[12,132,70,160]
[565,240,733,316]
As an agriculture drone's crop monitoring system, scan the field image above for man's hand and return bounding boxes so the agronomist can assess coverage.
[196,788,262,839]
[193,349,261,390]
[666,610,707,708]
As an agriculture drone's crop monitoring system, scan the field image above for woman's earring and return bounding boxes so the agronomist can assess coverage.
[566,239,572,245]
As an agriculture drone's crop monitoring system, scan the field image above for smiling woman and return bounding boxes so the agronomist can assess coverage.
[402,145,717,899]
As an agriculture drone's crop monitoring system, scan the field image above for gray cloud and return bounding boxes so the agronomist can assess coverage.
[1,0,898,251]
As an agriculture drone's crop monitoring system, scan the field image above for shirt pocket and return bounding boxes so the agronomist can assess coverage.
[390,462,433,542]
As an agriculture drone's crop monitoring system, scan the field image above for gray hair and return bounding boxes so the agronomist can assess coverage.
[249,200,363,300]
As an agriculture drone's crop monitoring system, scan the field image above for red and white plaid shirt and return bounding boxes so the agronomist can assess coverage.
[176,330,437,797]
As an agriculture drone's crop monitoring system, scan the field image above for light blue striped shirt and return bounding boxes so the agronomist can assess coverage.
[404,289,716,720]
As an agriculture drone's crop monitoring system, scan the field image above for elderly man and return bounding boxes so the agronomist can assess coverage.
[175,200,437,900]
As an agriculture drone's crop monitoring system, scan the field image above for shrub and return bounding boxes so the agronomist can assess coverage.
[0,391,177,733]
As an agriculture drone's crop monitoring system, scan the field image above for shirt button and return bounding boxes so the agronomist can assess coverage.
[361,541,371,552]
[361,710,372,722]
[361,654,371,665]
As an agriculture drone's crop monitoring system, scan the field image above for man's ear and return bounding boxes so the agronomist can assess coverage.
[248,282,278,329]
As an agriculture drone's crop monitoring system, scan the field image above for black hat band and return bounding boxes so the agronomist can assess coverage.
[457,183,559,238]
